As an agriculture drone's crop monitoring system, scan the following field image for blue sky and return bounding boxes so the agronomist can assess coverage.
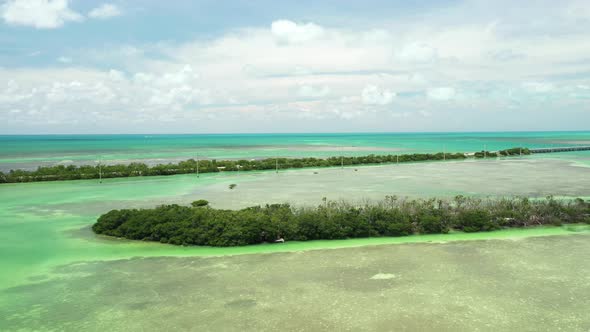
[1,0,589,134]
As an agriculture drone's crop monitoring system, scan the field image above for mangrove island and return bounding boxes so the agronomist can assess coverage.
[93,195,590,247]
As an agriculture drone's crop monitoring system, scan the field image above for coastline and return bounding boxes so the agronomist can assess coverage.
[2,148,530,183]
[91,223,590,258]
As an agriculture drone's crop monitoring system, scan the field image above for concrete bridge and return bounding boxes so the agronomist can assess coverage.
[530,146,590,154]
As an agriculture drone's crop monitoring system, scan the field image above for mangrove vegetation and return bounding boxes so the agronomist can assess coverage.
[0,147,530,183]
[92,195,588,247]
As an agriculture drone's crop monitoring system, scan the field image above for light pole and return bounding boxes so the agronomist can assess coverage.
[98,156,102,183]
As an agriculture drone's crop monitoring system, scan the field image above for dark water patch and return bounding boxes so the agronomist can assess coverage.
[26,274,49,282]
[225,299,257,309]
[125,301,153,311]
[65,224,95,239]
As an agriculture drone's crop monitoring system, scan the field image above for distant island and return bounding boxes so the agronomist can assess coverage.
[92,195,589,247]
[1,147,529,183]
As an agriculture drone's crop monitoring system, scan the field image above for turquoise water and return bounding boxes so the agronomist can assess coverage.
[1,141,590,330]
[1,153,589,291]
[2,131,590,171]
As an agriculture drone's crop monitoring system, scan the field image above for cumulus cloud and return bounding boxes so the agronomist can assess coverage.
[0,0,83,29]
[427,87,456,101]
[108,69,125,81]
[3,0,590,133]
[0,65,211,127]
[88,3,121,19]
[271,20,325,44]
[361,85,396,105]
[45,80,116,104]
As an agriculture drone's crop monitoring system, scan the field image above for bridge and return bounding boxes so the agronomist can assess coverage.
[530,146,590,154]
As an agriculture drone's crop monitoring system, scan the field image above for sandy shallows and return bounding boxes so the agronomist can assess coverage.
[1,234,589,331]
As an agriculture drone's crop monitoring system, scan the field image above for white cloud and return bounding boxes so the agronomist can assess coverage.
[361,85,396,105]
[57,56,72,63]
[88,3,121,19]
[340,96,360,103]
[159,65,199,85]
[0,0,83,29]
[522,82,554,93]
[564,0,590,20]
[108,69,125,81]
[427,87,456,100]
[271,20,325,44]
[0,65,211,122]
[332,108,363,120]
[3,1,590,133]
[297,85,331,98]
[396,42,438,63]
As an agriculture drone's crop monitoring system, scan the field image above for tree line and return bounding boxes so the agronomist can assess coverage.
[0,148,530,183]
[92,195,588,247]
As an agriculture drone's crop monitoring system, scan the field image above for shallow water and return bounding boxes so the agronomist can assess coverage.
[1,235,589,331]
[1,153,590,330]
[191,156,590,209]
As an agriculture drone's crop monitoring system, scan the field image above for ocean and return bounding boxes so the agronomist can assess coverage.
[1,151,590,330]
[1,132,590,330]
[1,131,590,171]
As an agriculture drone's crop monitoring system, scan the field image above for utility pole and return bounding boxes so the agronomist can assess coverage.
[484,144,487,158]
[98,156,102,184]
[196,154,199,178]
[443,145,446,161]
[396,155,399,164]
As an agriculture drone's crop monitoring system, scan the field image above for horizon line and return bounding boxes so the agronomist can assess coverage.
[1,129,590,136]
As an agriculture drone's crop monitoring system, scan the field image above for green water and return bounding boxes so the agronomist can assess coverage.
[2,153,590,330]
[2,131,590,171]
[2,234,589,331]
[2,154,590,287]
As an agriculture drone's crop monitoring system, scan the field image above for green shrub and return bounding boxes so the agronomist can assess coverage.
[456,209,497,232]
[418,214,449,234]
[547,216,563,227]
[191,199,209,207]
[92,196,587,247]
[385,221,413,236]
[2,147,518,183]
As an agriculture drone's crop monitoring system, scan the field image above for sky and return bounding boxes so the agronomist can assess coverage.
[0,0,589,134]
